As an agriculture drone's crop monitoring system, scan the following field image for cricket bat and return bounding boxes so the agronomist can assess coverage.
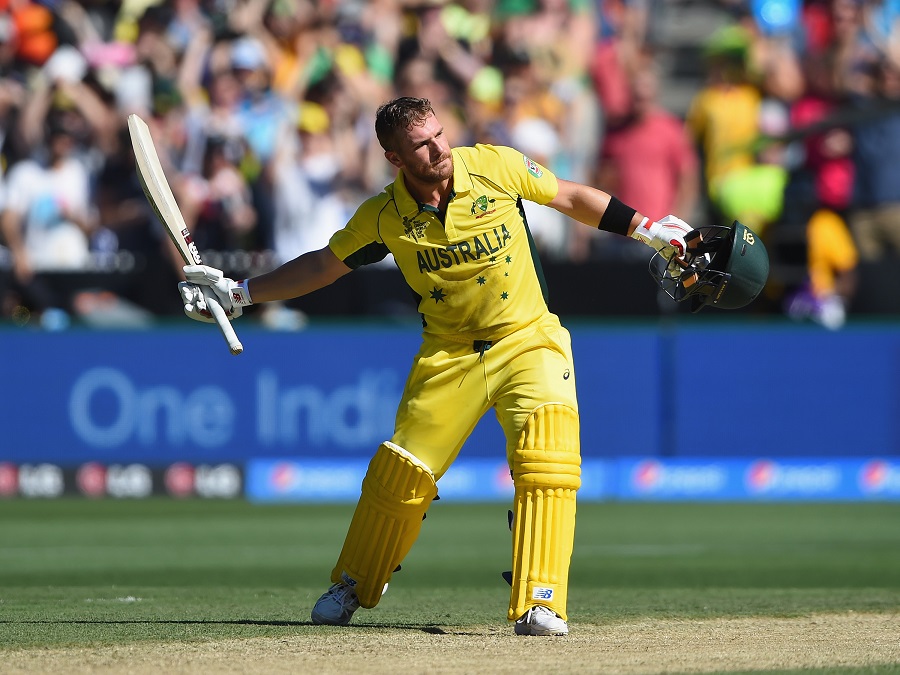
[127,113,244,355]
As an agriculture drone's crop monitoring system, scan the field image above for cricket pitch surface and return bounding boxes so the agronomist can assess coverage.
[5,612,897,674]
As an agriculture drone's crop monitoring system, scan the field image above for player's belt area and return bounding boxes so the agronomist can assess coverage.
[473,340,493,360]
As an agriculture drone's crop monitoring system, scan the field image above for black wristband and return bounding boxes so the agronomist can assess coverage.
[598,196,637,236]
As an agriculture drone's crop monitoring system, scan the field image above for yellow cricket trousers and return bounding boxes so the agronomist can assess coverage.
[391,312,579,478]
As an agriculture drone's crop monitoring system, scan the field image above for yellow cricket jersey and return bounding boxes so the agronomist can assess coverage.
[686,84,761,194]
[328,144,559,342]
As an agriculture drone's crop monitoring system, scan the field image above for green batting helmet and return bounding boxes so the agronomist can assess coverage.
[650,220,769,312]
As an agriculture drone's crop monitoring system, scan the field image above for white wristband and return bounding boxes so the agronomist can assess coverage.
[234,279,253,306]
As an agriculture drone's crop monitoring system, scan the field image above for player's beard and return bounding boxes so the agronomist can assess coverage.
[406,153,453,184]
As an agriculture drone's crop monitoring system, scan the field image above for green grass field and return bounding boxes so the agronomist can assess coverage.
[1,499,898,654]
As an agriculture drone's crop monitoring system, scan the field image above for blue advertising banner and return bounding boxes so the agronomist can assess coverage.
[245,458,613,503]
[0,325,660,464]
[1,323,899,466]
[246,457,900,502]
[669,324,900,457]
[615,457,900,501]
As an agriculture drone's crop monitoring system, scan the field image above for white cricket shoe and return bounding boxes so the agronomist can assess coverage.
[514,605,569,636]
[311,582,360,626]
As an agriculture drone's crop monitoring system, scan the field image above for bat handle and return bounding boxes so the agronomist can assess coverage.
[201,287,244,355]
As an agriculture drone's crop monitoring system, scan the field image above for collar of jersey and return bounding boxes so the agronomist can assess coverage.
[393,148,474,218]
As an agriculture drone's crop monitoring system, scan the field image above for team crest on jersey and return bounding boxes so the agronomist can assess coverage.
[402,215,429,241]
[523,155,543,178]
[471,194,497,218]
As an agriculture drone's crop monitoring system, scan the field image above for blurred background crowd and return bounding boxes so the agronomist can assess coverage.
[0,0,899,330]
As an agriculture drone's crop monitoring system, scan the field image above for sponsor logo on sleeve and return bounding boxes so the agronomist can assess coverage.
[523,155,543,178]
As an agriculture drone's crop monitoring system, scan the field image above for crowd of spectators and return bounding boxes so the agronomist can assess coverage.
[0,0,898,329]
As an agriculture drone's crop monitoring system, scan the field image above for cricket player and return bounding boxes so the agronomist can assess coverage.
[179,97,695,636]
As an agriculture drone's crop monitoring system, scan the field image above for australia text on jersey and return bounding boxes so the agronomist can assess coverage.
[415,223,512,273]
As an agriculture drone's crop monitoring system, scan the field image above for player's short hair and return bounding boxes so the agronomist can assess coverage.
[375,97,434,152]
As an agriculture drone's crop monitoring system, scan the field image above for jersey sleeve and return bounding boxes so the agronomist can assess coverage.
[328,195,391,269]
[481,144,559,205]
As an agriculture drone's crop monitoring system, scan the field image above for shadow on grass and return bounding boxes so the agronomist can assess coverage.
[0,619,459,634]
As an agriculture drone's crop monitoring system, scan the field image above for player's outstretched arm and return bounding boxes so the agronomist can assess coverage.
[247,246,351,303]
[548,179,641,233]
[179,246,351,323]
[548,179,695,260]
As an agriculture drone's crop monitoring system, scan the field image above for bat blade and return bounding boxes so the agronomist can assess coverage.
[127,113,244,355]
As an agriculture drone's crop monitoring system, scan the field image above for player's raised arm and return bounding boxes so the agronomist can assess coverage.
[548,178,695,260]
[245,246,351,303]
[178,246,351,323]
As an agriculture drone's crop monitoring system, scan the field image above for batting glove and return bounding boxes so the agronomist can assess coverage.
[630,215,694,258]
[179,264,252,323]
[631,214,705,278]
